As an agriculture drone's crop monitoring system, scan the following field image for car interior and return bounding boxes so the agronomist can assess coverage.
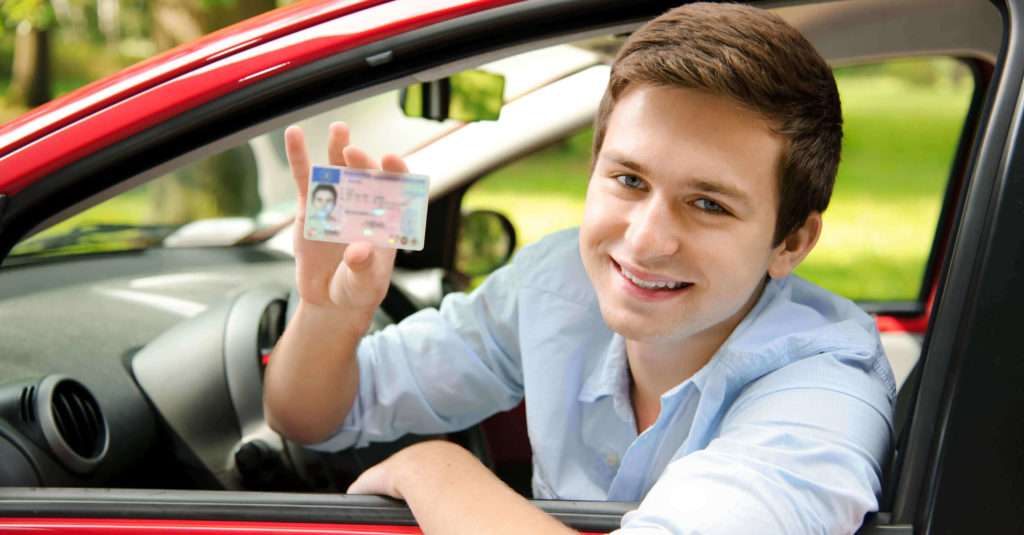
[0,0,1006,531]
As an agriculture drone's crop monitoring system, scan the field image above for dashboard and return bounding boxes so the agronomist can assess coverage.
[0,242,442,492]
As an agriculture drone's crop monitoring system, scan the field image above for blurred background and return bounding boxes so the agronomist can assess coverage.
[0,0,295,123]
[1,1,974,302]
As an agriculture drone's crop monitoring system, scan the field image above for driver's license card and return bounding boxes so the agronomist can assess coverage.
[303,165,429,251]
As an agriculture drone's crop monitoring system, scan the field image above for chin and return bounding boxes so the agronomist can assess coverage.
[599,306,680,344]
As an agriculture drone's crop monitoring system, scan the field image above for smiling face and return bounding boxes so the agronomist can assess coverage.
[580,85,813,350]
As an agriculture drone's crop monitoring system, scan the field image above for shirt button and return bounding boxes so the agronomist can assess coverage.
[604,453,619,467]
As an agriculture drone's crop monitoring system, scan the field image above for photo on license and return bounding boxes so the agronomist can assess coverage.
[304,165,429,251]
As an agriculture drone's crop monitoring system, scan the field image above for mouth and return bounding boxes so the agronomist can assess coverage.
[616,261,694,291]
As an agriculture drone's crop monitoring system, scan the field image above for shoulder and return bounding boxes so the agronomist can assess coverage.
[505,227,596,307]
[511,226,581,267]
[722,275,897,412]
[728,275,884,361]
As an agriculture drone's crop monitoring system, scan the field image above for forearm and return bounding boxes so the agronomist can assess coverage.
[352,441,577,535]
[262,299,372,444]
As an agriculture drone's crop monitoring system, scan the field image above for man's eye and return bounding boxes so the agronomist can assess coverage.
[694,199,727,214]
[616,175,645,189]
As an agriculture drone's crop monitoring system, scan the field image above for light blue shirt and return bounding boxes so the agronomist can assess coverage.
[313,228,896,534]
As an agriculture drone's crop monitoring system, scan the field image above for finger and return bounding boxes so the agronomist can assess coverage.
[381,153,410,174]
[327,121,350,167]
[346,462,402,499]
[343,242,397,278]
[343,241,373,268]
[284,126,311,198]
[343,145,380,171]
[347,471,385,497]
[334,242,396,309]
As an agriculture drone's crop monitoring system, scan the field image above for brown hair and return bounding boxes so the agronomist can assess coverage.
[592,2,842,245]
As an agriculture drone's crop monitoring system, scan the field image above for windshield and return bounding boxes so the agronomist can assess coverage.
[9,90,459,260]
[8,43,604,261]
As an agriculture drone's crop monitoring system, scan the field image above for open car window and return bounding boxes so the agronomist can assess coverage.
[797,57,974,305]
[6,42,603,262]
[466,56,975,309]
[463,56,977,390]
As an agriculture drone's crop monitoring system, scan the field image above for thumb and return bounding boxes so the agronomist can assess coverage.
[347,462,403,499]
[331,242,394,309]
[343,241,374,269]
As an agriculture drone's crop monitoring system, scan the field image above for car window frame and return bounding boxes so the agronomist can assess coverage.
[0,0,1018,533]
[886,0,1022,530]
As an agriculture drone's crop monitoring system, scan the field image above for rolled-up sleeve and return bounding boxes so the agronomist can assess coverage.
[617,357,893,534]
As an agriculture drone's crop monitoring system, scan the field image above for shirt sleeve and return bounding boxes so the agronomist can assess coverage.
[308,246,531,452]
[616,353,894,534]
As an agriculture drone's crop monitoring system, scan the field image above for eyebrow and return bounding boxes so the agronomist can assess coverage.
[690,178,752,207]
[600,151,753,207]
[602,153,651,176]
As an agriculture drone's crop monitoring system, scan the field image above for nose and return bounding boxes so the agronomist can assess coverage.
[625,196,680,260]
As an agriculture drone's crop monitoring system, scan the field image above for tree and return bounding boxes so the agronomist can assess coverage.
[148,0,277,224]
[2,0,55,108]
[152,0,277,51]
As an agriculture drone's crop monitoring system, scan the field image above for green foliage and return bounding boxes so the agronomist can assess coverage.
[147,145,262,225]
[456,211,516,276]
[199,0,238,9]
[0,32,13,72]
[50,40,125,88]
[0,0,56,32]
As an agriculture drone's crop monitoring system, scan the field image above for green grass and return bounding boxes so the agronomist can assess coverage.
[795,65,972,300]
[462,129,592,249]
[464,59,975,302]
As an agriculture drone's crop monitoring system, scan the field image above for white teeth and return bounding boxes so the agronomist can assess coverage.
[620,265,687,290]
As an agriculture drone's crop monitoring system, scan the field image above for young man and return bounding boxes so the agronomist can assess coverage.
[304,183,341,239]
[264,3,896,534]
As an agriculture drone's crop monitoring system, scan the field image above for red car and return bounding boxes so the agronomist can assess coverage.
[0,0,1021,533]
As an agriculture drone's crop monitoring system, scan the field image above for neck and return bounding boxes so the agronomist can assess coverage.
[626,277,769,428]
[626,336,716,404]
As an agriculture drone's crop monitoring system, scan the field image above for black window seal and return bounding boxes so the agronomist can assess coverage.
[0,487,634,532]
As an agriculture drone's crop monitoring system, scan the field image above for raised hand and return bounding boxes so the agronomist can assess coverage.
[265,122,411,444]
[285,121,409,315]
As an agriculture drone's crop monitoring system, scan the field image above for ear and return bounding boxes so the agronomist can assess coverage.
[767,211,822,279]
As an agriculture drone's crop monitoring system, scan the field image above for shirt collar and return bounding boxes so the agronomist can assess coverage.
[579,333,629,404]
[576,279,785,406]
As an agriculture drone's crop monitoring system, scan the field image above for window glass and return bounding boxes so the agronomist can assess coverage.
[796,57,974,301]
[9,91,455,259]
[8,41,602,261]
[462,57,975,303]
[462,127,591,249]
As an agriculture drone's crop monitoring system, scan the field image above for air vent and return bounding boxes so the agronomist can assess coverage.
[36,375,108,473]
[51,381,104,458]
[18,386,36,422]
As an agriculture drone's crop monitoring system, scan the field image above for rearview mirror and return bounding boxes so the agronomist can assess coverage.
[400,70,505,122]
[456,210,516,278]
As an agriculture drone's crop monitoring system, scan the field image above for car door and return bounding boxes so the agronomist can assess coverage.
[877,0,1024,531]
[0,0,1020,534]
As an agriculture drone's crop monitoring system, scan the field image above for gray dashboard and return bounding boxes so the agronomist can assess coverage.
[0,244,432,490]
